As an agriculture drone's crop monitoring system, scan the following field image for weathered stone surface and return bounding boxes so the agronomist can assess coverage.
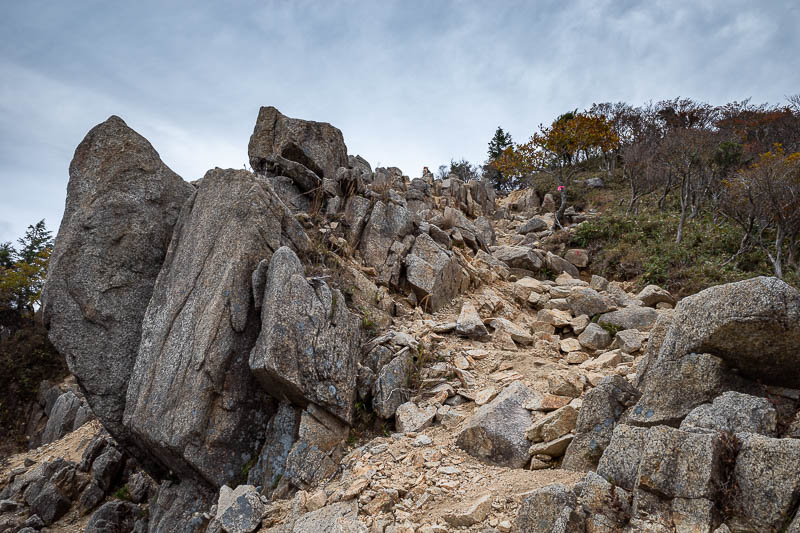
[248,106,348,180]
[734,433,800,531]
[636,426,723,499]
[247,402,300,493]
[576,472,632,532]
[612,329,643,354]
[598,307,659,332]
[290,501,358,533]
[647,277,800,388]
[372,349,413,419]
[443,493,493,526]
[216,485,265,533]
[455,301,489,339]
[456,381,536,468]
[486,317,535,345]
[42,116,193,459]
[395,402,437,433]
[563,375,641,472]
[528,434,573,457]
[545,252,580,278]
[148,481,212,533]
[633,311,674,390]
[359,201,414,285]
[258,154,322,193]
[596,424,649,490]
[680,391,777,435]
[637,285,675,307]
[517,217,547,234]
[85,501,140,533]
[249,246,360,424]
[492,246,543,272]
[124,169,308,488]
[628,352,746,427]
[516,484,581,533]
[92,446,123,491]
[567,288,614,318]
[405,233,465,312]
[30,481,71,525]
[526,405,577,443]
[564,248,589,268]
[40,391,81,445]
[577,323,612,351]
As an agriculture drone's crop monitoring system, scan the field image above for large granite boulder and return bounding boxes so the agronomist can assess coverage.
[562,375,641,472]
[456,381,536,468]
[249,246,361,424]
[644,276,800,388]
[248,106,348,180]
[123,169,309,489]
[358,200,414,286]
[404,233,466,312]
[42,116,193,463]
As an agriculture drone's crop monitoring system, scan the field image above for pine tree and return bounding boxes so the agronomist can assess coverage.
[487,127,513,161]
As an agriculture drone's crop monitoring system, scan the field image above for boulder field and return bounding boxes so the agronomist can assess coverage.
[0,107,796,532]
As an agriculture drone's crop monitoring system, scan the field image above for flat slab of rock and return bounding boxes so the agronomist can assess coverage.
[443,493,493,526]
[249,246,361,424]
[395,402,436,433]
[456,381,536,468]
[598,307,659,331]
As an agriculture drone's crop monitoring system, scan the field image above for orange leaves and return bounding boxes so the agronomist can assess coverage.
[490,112,619,180]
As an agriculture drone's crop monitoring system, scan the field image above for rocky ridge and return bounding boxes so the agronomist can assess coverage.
[0,107,798,533]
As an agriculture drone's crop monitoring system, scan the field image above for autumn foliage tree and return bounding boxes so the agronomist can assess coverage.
[493,111,619,226]
[720,146,800,279]
[0,220,53,313]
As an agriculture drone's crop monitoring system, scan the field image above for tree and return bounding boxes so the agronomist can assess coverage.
[488,127,513,160]
[493,111,619,227]
[0,220,54,313]
[720,146,800,278]
[486,127,515,191]
[447,159,480,182]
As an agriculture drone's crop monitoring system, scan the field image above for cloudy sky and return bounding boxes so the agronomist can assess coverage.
[1,0,798,244]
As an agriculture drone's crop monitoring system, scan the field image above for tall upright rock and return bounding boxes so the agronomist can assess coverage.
[248,106,348,180]
[123,168,311,489]
[42,116,193,468]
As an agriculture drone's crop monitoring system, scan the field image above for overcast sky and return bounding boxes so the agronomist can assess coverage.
[1,0,798,244]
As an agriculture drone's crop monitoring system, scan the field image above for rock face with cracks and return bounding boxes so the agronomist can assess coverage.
[123,168,310,489]
[42,115,194,468]
[248,105,348,180]
[249,246,361,424]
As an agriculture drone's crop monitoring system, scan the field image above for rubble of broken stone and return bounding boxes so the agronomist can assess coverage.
[2,103,797,532]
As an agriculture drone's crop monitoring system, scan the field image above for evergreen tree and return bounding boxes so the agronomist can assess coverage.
[486,127,514,190]
[17,220,52,264]
[487,127,513,160]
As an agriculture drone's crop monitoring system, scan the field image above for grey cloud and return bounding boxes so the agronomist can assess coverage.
[1,0,798,242]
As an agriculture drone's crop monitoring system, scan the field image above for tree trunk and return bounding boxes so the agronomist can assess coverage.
[555,187,568,229]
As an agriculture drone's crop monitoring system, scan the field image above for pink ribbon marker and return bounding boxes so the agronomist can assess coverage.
[557,186,565,191]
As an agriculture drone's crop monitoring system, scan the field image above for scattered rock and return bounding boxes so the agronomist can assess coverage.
[443,493,493,526]
[395,402,437,433]
[455,301,489,339]
[457,381,536,468]
[216,485,265,533]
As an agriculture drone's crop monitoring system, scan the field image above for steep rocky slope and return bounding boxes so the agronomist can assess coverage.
[1,107,799,533]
